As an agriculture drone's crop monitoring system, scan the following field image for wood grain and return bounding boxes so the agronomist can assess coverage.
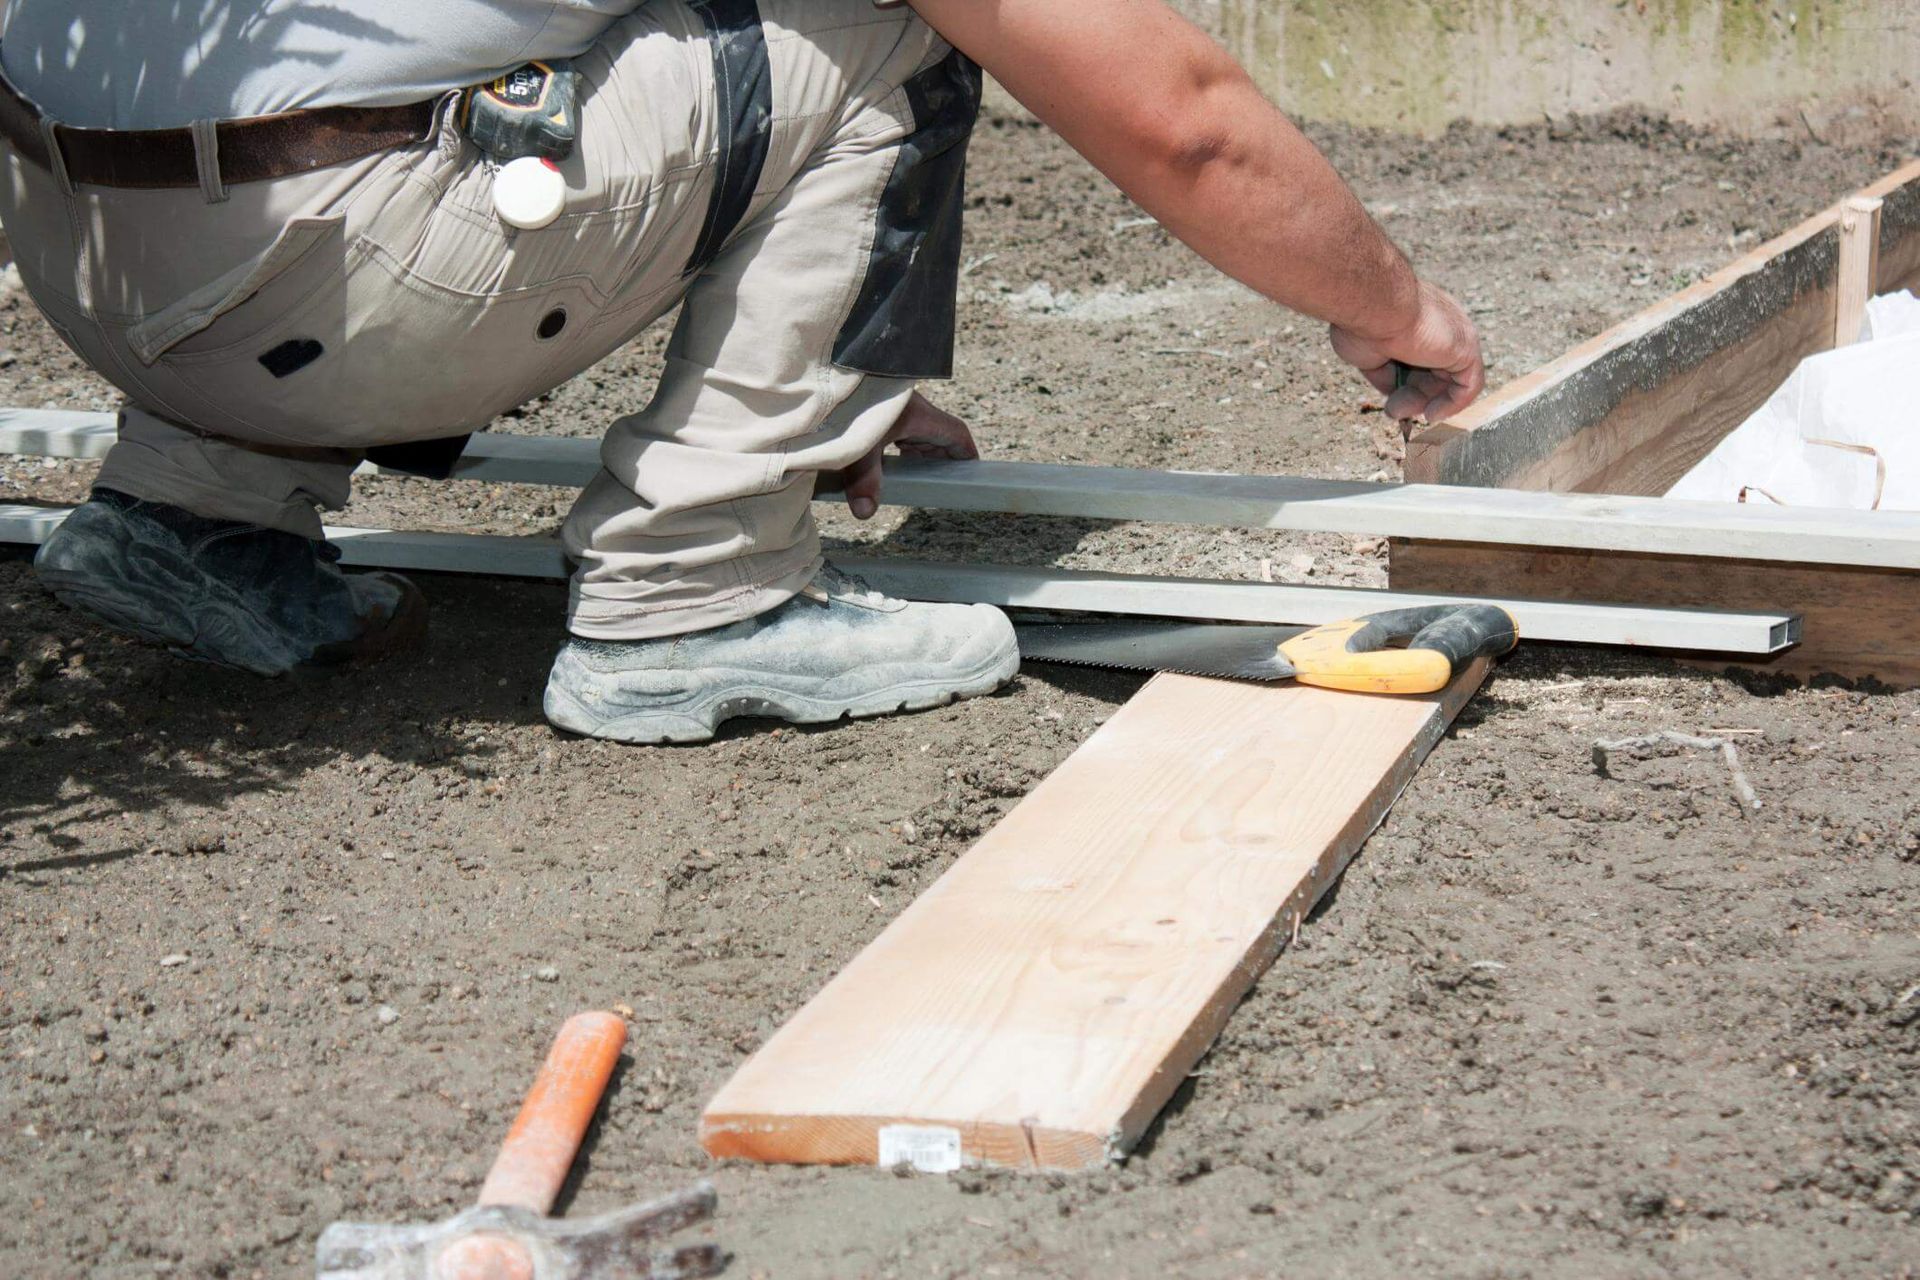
[1835,197,1884,347]
[1392,160,1920,686]
[698,665,1486,1170]
[1536,278,1834,496]
[1391,540,1920,688]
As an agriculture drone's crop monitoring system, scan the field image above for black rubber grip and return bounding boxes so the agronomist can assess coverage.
[1343,604,1519,668]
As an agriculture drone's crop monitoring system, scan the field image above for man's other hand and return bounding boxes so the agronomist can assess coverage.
[1329,279,1486,425]
[832,392,979,520]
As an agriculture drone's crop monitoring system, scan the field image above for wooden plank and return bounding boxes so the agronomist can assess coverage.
[1391,540,1920,688]
[1835,196,1884,347]
[1407,157,1920,495]
[699,662,1487,1171]
[0,505,1801,653]
[1389,160,1920,687]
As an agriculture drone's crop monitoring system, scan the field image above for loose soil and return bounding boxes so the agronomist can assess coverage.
[2,111,1915,1279]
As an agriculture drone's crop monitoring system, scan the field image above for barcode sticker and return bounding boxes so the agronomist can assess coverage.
[877,1124,963,1173]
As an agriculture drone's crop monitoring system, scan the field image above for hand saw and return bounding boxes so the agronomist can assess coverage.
[1016,603,1517,695]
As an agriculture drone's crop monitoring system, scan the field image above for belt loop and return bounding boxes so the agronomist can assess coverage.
[37,116,75,196]
[190,118,229,204]
[434,90,464,159]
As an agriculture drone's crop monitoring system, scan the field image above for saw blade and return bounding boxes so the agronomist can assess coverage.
[1015,622,1310,682]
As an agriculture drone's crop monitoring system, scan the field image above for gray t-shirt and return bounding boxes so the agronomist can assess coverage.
[1,1,647,128]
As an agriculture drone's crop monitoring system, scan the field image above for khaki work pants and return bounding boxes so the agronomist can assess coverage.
[0,0,979,639]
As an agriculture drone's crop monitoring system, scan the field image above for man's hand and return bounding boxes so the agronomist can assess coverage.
[1329,279,1485,424]
[830,391,978,520]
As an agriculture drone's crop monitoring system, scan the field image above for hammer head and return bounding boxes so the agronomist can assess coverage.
[316,1184,724,1280]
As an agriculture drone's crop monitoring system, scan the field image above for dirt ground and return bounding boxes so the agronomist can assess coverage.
[3,109,1916,1279]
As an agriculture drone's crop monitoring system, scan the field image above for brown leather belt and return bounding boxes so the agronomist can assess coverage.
[0,67,438,191]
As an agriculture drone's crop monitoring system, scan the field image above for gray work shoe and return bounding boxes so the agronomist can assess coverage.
[33,487,426,677]
[544,564,1018,743]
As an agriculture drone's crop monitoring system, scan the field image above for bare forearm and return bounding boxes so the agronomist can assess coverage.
[1132,70,1421,341]
[917,0,1417,337]
[912,0,1484,422]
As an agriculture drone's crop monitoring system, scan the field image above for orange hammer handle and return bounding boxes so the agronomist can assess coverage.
[477,1010,628,1213]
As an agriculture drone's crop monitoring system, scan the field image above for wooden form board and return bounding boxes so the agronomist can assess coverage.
[0,503,1799,653]
[1394,541,1920,687]
[700,663,1487,1171]
[1392,159,1920,686]
[1403,158,1920,495]
[1870,158,1920,298]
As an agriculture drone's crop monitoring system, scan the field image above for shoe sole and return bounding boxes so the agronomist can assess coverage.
[36,518,426,677]
[37,567,301,677]
[42,568,427,678]
[544,644,1021,745]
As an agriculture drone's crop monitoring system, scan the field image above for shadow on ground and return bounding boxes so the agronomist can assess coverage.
[1,563,568,866]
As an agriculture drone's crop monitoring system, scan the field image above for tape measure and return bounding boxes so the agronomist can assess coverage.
[464,59,580,163]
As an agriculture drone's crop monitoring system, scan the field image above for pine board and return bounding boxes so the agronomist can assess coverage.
[699,664,1487,1171]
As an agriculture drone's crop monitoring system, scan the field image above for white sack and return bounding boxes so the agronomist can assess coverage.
[1667,291,1920,510]
[1860,288,1920,341]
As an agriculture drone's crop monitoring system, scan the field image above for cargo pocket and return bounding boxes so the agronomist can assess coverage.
[340,231,614,437]
[831,47,982,379]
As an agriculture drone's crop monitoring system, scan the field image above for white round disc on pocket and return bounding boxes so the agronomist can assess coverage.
[493,157,567,230]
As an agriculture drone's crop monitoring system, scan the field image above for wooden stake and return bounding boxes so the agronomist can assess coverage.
[1835,195,1884,347]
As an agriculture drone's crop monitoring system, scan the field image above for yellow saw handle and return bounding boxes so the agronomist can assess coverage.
[1278,604,1518,695]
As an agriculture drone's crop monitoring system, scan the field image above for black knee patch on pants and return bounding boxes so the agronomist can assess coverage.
[832,49,982,380]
